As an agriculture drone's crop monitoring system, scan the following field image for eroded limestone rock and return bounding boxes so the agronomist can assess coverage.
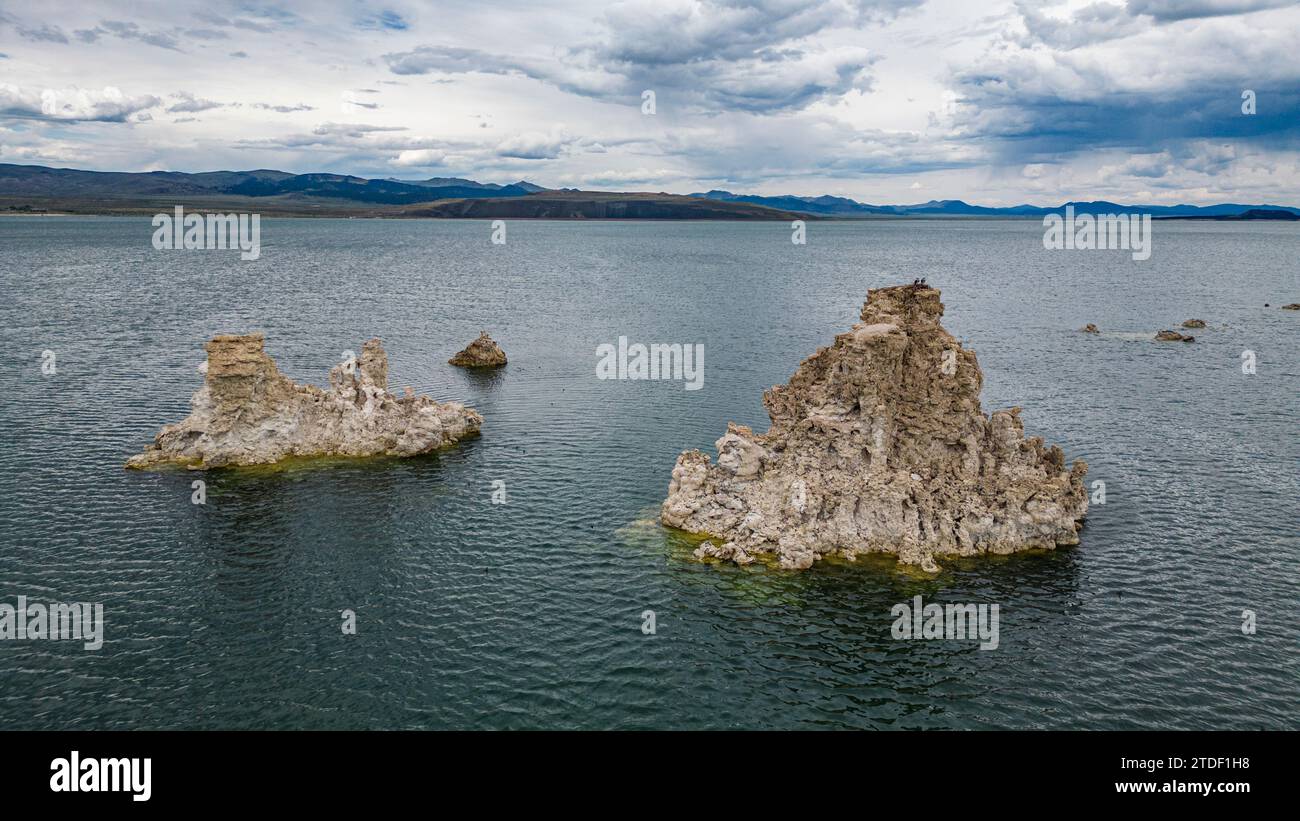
[1081,323,1099,334]
[127,333,482,469]
[1181,319,1206,328]
[1155,329,1194,342]
[449,332,507,367]
[661,284,1088,573]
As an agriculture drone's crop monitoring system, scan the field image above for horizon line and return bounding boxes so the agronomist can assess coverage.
[3,161,1299,212]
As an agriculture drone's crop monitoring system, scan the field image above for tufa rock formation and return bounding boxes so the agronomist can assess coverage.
[1081,324,1099,334]
[127,333,482,469]
[1154,329,1194,342]
[661,284,1088,573]
[1282,303,1300,310]
[1181,319,1206,328]
[449,331,507,367]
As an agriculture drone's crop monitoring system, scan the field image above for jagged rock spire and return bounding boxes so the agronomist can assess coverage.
[661,284,1088,572]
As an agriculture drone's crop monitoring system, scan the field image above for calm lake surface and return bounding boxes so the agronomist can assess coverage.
[0,216,1296,729]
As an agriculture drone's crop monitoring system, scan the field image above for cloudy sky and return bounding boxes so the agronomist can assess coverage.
[1,0,1297,204]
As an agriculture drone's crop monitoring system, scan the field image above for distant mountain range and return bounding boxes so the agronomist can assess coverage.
[0,163,546,205]
[1,163,1297,220]
[692,189,1300,218]
[0,163,809,219]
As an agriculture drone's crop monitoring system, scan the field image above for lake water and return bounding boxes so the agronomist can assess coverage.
[0,216,1296,729]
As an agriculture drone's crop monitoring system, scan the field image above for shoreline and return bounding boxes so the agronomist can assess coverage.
[7,210,1300,222]
[0,208,1129,222]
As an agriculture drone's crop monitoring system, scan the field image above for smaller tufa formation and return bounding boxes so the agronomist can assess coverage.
[127,333,482,469]
[1155,329,1194,342]
[1282,303,1300,311]
[449,331,507,367]
[1181,319,1206,328]
[661,284,1088,573]
[1081,324,1100,334]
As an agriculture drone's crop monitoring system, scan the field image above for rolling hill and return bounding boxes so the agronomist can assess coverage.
[2,163,1296,220]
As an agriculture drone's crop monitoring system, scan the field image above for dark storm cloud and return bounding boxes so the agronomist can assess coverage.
[357,9,409,31]
[950,7,1300,166]
[383,0,916,112]
[73,20,182,50]
[1128,0,1296,21]
[167,91,223,113]
[17,24,70,43]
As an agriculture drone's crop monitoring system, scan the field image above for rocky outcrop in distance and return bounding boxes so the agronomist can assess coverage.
[661,284,1089,573]
[127,333,482,469]
[1154,329,1194,342]
[449,332,507,367]
[1081,324,1099,334]
[1181,319,1206,328]
[1282,303,1300,310]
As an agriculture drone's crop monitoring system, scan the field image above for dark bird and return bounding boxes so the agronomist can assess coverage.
[912,278,918,285]
[920,277,927,285]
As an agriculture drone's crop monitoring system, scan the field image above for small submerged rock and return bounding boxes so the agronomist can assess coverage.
[1155,329,1194,342]
[126,333,482,469]
[1283,303,1300,311]
[693,540,755,566]
[449,331,507,367]
[1181,319,1206,328]
[1081,323,1099,334]
[661,284,1088,573]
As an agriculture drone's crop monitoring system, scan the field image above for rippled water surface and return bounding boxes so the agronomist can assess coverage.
[0,216,1296,729]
